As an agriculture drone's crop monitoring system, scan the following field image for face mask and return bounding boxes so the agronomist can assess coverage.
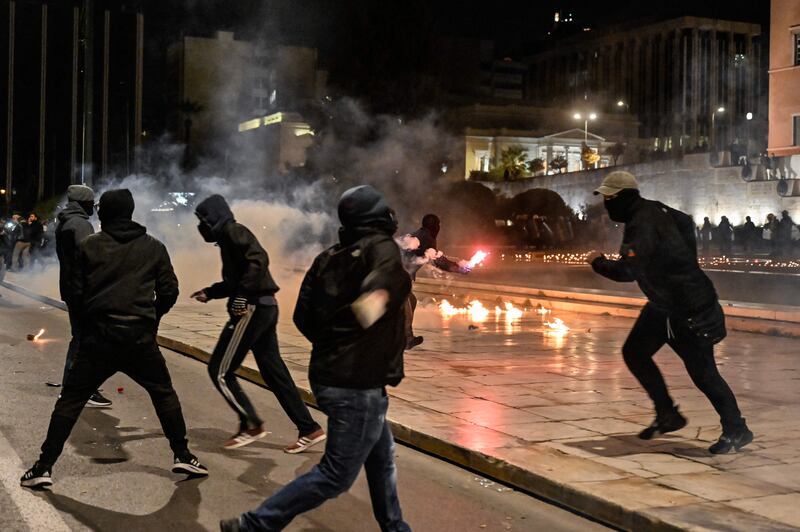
[603,190,638,223]
[197,222,216,242]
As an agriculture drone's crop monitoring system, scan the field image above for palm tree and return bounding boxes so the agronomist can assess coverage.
[499,145,528,179]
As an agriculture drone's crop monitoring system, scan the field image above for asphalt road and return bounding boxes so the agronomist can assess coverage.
[0,288,609,532]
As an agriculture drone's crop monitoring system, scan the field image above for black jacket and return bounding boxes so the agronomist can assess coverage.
[56,202,95,303]
[592,197,718,314]
[75,220,179,326]
[294,228,411,389]
[404,226,461,280]
[196,196,279,303]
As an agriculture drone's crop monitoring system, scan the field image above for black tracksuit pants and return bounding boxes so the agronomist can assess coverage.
[208,304,320,436]
[39,338,189,466]
[622,303,745,434]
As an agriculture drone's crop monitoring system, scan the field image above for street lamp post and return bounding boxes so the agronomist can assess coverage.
[573,112,598,143]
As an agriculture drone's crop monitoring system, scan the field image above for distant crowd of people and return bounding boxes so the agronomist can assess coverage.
[0,212,55,278]
[503,209,798,258]
[698,211,797,257]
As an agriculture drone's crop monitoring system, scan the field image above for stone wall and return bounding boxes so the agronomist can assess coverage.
[483,154,800,225]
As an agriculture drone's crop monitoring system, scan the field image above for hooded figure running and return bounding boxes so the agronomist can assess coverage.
[221,184,412,532]
[587,172,752,454]
[191,194,325,453]
[22,189,207,488]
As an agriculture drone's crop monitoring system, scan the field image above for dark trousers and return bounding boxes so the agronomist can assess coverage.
[403,292,417,341]
[62,304,81,386]
[241,385,410,532]
[39,339,189,466]
[208,304,319,435]
[622,303,745,434]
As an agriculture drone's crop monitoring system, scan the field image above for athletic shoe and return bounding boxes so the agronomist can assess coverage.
[223,425,268,450]
[638,408,687,440]
[284,428,327,454]
[709,424,754,454]
[20,462,53,488]
[87,392,112,408]
[406,336,424,350]
[220,518,242,532]
[172,453,209,476]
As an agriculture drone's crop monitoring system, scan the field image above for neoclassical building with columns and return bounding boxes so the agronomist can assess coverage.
[526,16,765,153]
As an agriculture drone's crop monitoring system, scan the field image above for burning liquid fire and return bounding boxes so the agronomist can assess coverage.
[439,299,490,322]
[33,329,45,341]
[545,318,570,332]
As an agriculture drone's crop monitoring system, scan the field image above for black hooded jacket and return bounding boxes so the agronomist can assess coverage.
[76,219,178,327]
[196,195,279,303]
[56,202,95,303]
[294,186,411,389]
[591,194,718,313]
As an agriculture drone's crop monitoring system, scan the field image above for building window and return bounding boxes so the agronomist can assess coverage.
[794,116,800,147]
[796,34,800,66]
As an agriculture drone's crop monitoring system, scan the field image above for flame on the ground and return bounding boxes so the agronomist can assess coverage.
[439,299,490,322]
[33,328,45,341]
[535,307,552,316]
[466,250,488,268]
[494,302,523,321]
[503,302,523,320]
[544,318,570,333]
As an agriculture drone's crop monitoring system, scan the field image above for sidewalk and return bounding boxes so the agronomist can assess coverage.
[4,273,800,531]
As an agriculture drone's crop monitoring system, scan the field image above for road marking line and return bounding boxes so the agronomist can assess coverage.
[0,431,71,532]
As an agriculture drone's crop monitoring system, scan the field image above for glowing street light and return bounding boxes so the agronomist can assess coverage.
[573,111,598,142]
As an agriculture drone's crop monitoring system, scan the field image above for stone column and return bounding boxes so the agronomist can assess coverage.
[657,33,667,138]
[690,28,700,146]
[744,35,754,117]
[643,35,654,137]
[726,32,736,146]
[632,38,641,119]
[672,29,683,147]
[709,30,719,119]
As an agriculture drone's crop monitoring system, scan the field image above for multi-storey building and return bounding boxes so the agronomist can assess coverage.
[526,16,765,153]
[768,0,800,157]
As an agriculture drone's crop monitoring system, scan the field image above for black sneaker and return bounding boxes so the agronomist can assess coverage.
[172,453,209,476]
[220,518,242,532]
[20,462,53,488]
[87,392,112,408]
[406,336,424,350]
[638,408,688,440]
[709,424,754,454]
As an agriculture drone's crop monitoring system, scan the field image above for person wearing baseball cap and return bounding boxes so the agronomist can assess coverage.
[587,171,752,454]
[52,185,113,407]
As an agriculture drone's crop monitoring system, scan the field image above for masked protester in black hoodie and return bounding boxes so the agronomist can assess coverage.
[221,185,412,532]
[192,194,324,453]
[51,184,112,406]
[402,214,470,349]
[22,189,207,489]
[588,172,752,455]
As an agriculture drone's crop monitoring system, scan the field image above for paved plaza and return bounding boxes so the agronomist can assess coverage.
[5,272,800,530]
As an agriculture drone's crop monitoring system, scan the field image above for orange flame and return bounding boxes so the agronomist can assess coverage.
[439,299,490,322]
[544,318,570,332]
[33,328,45,341]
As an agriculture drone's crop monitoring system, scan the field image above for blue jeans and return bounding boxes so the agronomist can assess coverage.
[240,385,411,531]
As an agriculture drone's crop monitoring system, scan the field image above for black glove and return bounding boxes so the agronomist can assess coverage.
[229,296,248,317]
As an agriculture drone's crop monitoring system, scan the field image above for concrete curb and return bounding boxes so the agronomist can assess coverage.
[415,278,800,338]
[0,280,747,531]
